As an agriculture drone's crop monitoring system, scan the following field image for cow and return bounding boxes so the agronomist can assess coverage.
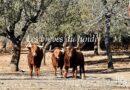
[64,46,86,79]
[27,43,43,77]
[51,47,64,76]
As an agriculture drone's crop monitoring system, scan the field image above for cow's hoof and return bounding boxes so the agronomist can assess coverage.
[60,75,63,78]
[63,76,67,79]
[54,74,57,76]
[81,76,86,79]
[72,76,76,79]
[73,77,77,79]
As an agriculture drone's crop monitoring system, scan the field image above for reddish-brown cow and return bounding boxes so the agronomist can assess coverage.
[64,46,86,79]
[27,43,43,77]
[52,47,64,76]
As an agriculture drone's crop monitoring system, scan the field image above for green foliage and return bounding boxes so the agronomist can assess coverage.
[59,0,83,36]
[40,0,83,37]
[109,0,130,42]
[0,0,130,43]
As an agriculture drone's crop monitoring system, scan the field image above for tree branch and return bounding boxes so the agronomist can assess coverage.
[101,0,107,6]
[17,0,53,41]
[82,11,104,27]
[5,27,16,41]
[17,20,31,41]
[111,0,120,9]
[5,8,23,41]
[14,8,23,24]
[0,32,6,37]
[30,0,53,23]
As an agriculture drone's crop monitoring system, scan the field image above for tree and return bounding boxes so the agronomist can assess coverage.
[80,0,104,52]
[110,0,130,50]
[0,0,53,71]
[81,0,129,69]
[101,0,126,69]
[41,0,83,47]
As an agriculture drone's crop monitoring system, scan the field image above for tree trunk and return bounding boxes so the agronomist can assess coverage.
[2,41,7,52]
[105,12,114,69]
[10,42,21,71]
[94,35,98,55]
[42,41,52,65]
[63,36,68,48]
[0,37,7,53]
[76,35,80,49]
[97,33,102,52]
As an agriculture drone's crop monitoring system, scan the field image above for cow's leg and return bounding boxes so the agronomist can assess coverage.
[55,67,57,76]
[35,67,37,76]
[81,64,86,79]
[80,65,82,78]
[53,66,57,76]
[75,68,77,79]
[64,66,68,78]
[72,67,75,78]
[82,66,86,79]
[35,67,39,77]
[29,65,33,78]
[37,68,40,76]
[72,66,77,79]
[59,65,63,76]
[60,67,63,76]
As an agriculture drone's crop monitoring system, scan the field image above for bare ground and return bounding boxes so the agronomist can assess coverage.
[0,50,130,90]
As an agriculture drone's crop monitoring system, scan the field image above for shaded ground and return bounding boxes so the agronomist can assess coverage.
[0,50,130,90]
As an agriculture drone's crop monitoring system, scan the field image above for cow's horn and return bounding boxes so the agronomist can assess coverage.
[26,42,32,48]
[38,45,43,49]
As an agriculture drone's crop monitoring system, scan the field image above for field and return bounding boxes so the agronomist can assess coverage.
[0,49,130,90]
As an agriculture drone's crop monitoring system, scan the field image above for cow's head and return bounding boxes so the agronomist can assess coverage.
[27,42,43,56]
[65,46,76,58]
[53,47,62,59]
[31,43,38,56]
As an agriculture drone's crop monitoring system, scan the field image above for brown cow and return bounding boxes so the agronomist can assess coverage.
[52,47,64,76]
[27,43,43,77]
[64,46,86,79]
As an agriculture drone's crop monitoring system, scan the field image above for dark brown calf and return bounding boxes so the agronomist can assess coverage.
[52,47,64,76]
[27,43,43,77]
[64,46,86,79]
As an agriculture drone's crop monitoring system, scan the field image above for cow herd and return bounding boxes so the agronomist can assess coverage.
[27,43,86,79]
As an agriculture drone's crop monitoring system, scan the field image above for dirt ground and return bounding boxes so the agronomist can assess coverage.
[0,50,130,90]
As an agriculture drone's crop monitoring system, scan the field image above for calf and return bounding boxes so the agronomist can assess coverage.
[52,47,64,76]
[27,43,43,77]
